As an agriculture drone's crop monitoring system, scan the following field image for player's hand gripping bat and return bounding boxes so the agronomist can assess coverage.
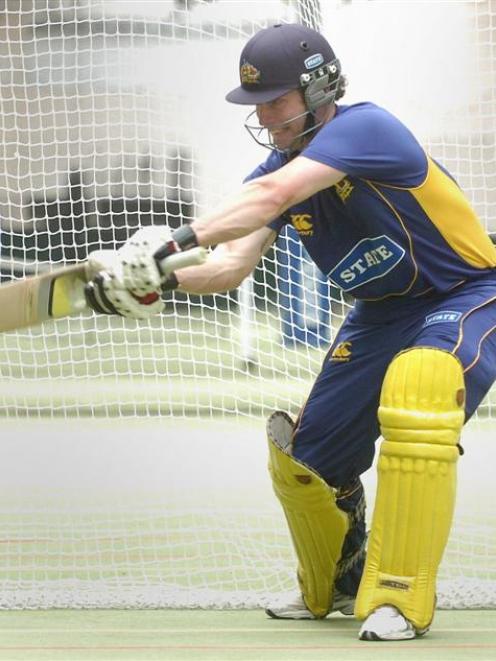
[0,247,206,332]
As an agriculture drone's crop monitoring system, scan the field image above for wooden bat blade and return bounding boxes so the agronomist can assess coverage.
[0,247,208,332]
[0,264,88,332]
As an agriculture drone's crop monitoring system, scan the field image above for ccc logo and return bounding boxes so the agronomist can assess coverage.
[290,214,313,235]
[330,341,352,362]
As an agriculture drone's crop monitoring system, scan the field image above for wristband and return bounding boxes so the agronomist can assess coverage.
[154,224,199,277]
[171,225,199,251]
[161,272,179,291]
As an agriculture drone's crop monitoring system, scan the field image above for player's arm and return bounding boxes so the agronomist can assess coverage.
[190,157,345,247]
[84,157,344,316]
[171,226,277,295]
[84,226,275,317]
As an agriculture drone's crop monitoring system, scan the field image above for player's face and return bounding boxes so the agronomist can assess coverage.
[255,90,308,151]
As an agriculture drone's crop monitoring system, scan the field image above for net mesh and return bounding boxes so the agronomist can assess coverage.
[0,0,494,609]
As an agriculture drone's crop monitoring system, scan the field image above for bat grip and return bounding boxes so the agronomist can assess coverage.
[156,246,207,279]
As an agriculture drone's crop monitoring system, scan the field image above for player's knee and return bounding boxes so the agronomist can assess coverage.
[379,347,465,448]
[292,428,362,488]
[292,448,355,489]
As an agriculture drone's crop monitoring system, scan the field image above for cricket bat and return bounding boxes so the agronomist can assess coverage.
[0,247,207,332]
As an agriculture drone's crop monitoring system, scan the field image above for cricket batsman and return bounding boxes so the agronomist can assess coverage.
[84,23,496,641]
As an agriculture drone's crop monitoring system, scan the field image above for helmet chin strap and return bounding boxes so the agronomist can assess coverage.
[244,107,324,155]
[297,110,318,149]
[286,111,323,157]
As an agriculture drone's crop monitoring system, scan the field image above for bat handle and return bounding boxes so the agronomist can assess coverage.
[157,246,207,278]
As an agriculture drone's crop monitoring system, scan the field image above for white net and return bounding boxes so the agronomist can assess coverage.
[0,0,494,610]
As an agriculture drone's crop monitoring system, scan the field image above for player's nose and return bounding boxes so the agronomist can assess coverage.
[255,104,273,127]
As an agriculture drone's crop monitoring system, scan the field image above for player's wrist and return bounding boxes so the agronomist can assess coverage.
[154,225,199,277]
[171,225,199,251]
[161,272,179,291]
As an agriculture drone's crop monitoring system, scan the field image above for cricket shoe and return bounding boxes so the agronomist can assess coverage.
[358,605,429,641]
[265,590,355,620]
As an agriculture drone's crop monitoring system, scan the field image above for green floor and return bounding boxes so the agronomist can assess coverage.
[0,609,495,661]
[0,420,494,659]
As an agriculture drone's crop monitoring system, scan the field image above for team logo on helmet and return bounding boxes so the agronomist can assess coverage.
[304,53,324,69]
[240,62,261,85]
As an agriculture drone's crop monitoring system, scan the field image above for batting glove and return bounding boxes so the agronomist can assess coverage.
[85,248,165,319]
[118,226,173,297]
[118,224,199,297]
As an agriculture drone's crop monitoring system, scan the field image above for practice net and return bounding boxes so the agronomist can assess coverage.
[0,0,494,610]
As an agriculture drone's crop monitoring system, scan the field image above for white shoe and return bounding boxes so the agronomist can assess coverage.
[265,590,355,620]
[359,605,429,641]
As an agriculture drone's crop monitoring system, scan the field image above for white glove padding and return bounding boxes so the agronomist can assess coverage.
[118,226,173,297]
[85,249,165,319]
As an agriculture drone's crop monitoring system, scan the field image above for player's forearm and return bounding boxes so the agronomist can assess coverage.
[190,178,285,247]
[174,251,249,295]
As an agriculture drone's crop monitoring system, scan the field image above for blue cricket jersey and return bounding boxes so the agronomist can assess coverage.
[246,102,496,301]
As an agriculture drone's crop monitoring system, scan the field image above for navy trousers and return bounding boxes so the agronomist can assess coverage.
[292,274,496,487]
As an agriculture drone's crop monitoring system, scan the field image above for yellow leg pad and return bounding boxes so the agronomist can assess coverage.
[267,411,350,618]
[355,348,464,630]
